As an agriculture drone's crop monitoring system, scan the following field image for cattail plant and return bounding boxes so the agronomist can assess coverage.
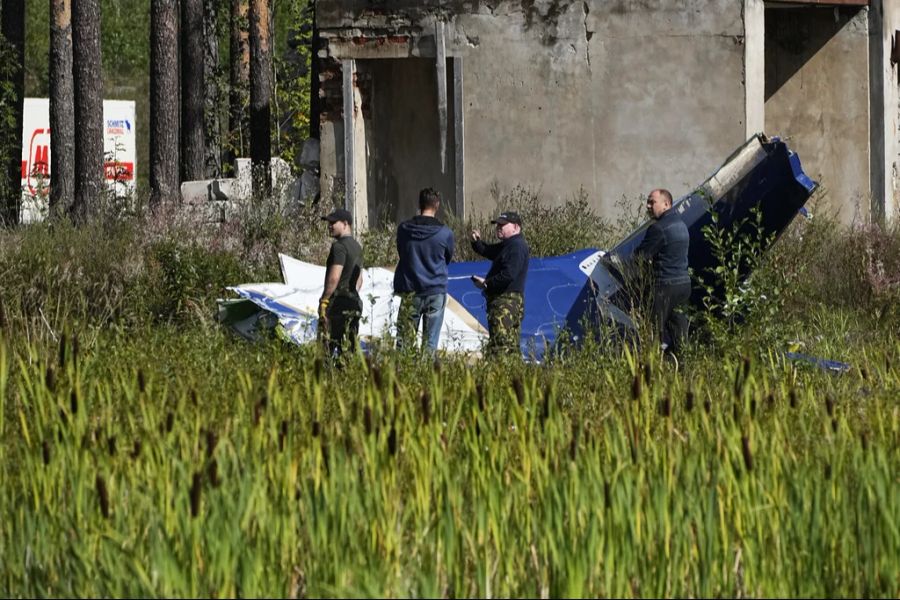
[685,388,695,412]
[189,472,202,517]
[95,474,110,519]
[279,420,289,451]
[420,390,431,426]
[740,434,753,473]
[512,377,525,405]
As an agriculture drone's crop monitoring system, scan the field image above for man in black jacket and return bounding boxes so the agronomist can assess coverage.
[634,189,691,354]
[471,211,530,356]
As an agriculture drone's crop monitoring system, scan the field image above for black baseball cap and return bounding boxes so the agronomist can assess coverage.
[321,208,353,225]
[491,211,522,226]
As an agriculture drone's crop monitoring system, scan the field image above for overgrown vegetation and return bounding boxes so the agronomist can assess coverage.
[0,193,898,596]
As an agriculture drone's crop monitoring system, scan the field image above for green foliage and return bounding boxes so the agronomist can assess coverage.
[695,205,782,346]
[144,239,245,324]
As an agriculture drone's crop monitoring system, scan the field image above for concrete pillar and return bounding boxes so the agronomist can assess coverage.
[869,0,900,224]
[869,3,887,224]
[744,0,765,140]
[453,57,466,220]
[342,58,369,231]
[436,21,448,174]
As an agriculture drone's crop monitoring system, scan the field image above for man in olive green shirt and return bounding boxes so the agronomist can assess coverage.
[318,209,364,357]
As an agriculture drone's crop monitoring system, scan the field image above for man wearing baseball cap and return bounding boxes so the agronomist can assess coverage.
[470,211,530,357]
[318,208,364,358]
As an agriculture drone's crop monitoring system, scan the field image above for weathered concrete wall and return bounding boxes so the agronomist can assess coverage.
[765,6,871,224]
[316,1,753,224]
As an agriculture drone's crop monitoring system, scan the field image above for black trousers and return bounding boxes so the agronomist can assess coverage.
[325,295,362,357]
[652,282,691,353]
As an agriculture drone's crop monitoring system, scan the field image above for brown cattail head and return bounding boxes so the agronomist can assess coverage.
[107,435,117,457]
[96,475,110,519]
[825,395,835,418]
[205,430,218,459]
[279,420,289,451]
[631,373,642,401]
[42,440,51,465]
[860,431,868,452]
[642,362,652,387]
[131,440,142,460]
[742,355,752,380]
[371,366,383,390]
[685,388,695,412]
[659,395,671,418]
[70,389,78,415]
[164,411,174,434]
[750,398,757,419]
[387,425,398,456]
[313,357,324,380]
[207,459,221,487]
[311,420,321,438]
[71,333,79,368]
[189,389,198,407]
[253,396,267,427]
[733,362,744,397]
[58,333,67,368]
[603,480,611,511]
[476,383,486,412]
[420,390,431,426]
[137,369,146,394]
[433,358,442,374]
[45,364,57,392]
[703,398,711,414]
[363,405,373,435]
[512,377,525,405]
[189,472,202,517]
[741,435,753,473]
[789,388,798,409]
[569,422,580,462]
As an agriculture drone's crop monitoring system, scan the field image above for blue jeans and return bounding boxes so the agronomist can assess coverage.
[397,293,447,353]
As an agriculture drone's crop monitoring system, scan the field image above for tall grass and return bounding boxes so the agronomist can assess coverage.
[0,194,898,596]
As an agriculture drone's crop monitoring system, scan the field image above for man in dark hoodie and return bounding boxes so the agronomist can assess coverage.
[394,188,456,352]
[471,211,530,357]
[634,188,691,354]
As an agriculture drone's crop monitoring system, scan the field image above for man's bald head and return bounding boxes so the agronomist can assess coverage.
[647,188,674,219]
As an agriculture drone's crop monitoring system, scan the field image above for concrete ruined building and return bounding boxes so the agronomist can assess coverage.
[314,0,900,230]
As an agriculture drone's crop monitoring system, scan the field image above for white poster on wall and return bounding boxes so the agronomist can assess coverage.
[21,97,137,222]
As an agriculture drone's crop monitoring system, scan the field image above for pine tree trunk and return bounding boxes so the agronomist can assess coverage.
[249,0,271,197]
[49,0,75,218]
[71,0,103,223]
[181,0,205,182]
[150,0,179,206]
[1,0,25,225]
[227,0,249,173]
[203,0,221,178]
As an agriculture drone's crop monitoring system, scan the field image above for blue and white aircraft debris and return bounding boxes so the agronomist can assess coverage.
[218,134,818,361]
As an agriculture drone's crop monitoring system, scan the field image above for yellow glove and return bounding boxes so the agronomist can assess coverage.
[317,297,330,320]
